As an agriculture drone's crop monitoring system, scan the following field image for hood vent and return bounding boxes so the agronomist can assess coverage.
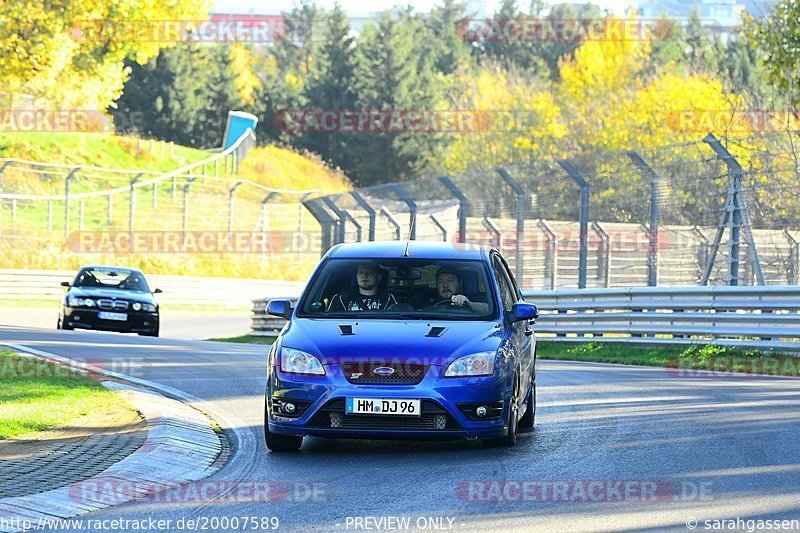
[426,326,446,338]
[339,324,354,336]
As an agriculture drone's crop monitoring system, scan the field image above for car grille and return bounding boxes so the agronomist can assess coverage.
[308,399,460,431]
[97,299,129,311]
[340,362,429,385]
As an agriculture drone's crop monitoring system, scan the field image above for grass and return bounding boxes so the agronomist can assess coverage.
[0,350,131,439]
[207,334,276,344]
[537,341,800,377]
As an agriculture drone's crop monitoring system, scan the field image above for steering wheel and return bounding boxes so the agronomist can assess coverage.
[425,299,475,314]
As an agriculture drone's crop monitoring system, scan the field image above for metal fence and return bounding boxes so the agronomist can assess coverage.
[303,131,800,290]
[0,130,323,270]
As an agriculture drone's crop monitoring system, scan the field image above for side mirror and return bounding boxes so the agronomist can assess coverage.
[60,281,71,287]
[511,303,538,322]
[153,288,163,294]
[267,299,293,320]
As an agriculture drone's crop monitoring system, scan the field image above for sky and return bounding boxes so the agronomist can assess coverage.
[211,0,632,16]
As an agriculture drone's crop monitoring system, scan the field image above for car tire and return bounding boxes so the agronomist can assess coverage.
[519,380,536,429]
[484,372,519,448]
[264,407,303,452]
[139,328,159,337]
[57,316,73,330]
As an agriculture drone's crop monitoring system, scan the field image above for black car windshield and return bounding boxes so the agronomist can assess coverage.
[73,267,150,292]
[298,258,497,321]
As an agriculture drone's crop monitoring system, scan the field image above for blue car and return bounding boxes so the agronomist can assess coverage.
[264,241,538,452]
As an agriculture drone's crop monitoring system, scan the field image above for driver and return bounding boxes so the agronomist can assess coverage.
[434,267,489,313]
[328,261,398,311]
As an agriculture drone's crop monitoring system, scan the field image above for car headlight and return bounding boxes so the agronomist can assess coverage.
[132,302,141,311]
[68,297,94,307]
[280,348,325,375]
[142,303,157,312]
[445,352,496,377]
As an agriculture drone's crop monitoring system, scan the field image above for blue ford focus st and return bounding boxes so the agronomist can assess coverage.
[264,241,538,452]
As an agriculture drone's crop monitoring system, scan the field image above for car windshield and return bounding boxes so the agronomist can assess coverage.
[73,267,150,292]
[298,258,497,321]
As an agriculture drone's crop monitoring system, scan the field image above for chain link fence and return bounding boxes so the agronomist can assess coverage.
[305,131,800,290]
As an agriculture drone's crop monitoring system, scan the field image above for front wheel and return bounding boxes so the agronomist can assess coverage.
[57,316,73,330]
[519,381,535,429]
[484,373,519,448]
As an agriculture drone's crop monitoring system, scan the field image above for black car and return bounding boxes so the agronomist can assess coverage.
[58,266,161,337]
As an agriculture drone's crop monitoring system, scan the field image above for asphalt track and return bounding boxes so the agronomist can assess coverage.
[2,325,799,532]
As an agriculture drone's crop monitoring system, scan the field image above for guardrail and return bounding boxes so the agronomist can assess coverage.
[526,285,800,351]
[251,286,800,350]
[0,269,304,308]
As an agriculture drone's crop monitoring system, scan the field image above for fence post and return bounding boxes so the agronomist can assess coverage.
[429,214,448,242]
[626,151,660,286]
[702,133,764,286]
[152,181,158,209]
[393,184,417,240]
[171,176,177,199]
[303,198,337,255]
[692,226,711,283]
[483,217,503,249]
[380,207,402,240]
[351,191,376,241]
[538,219,558,290]
[0,160,8,235]
[321,196,347,244]
[591,221,611,287]
[786,230,799,285]
[438,176,469,243]
[78,199,84,231]
[261,192,278,232]
[183,177,198,242]
[129,172,142,234]
[556,160,590,289]
[495,167,529,287]
[344,209,363,242]
[64,167,80,240]
[228,180,244,234]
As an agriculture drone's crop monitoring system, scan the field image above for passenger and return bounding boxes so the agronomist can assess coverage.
[328,262,398,311]
[433,267,490,314]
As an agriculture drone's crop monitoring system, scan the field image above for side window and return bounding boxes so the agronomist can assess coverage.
[500,257,522,300]
[492,256,515,311]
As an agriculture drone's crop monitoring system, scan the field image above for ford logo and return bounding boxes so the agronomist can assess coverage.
[373,367,395,376]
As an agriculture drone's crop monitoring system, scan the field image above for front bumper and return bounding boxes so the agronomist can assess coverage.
[266,363,511,440]
[63,307,159,334]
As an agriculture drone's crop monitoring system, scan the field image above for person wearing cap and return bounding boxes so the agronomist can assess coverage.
[434,267,489,314]
[328,262,398,312]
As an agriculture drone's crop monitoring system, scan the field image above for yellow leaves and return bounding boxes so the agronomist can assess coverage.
[0,0,209,110]
[229,44,261,106]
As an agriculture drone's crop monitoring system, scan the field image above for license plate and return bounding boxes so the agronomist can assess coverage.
[346,398,421,416]
[98,311,127,321]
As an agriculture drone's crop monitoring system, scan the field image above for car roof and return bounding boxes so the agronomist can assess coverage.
[326,241,494,261]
